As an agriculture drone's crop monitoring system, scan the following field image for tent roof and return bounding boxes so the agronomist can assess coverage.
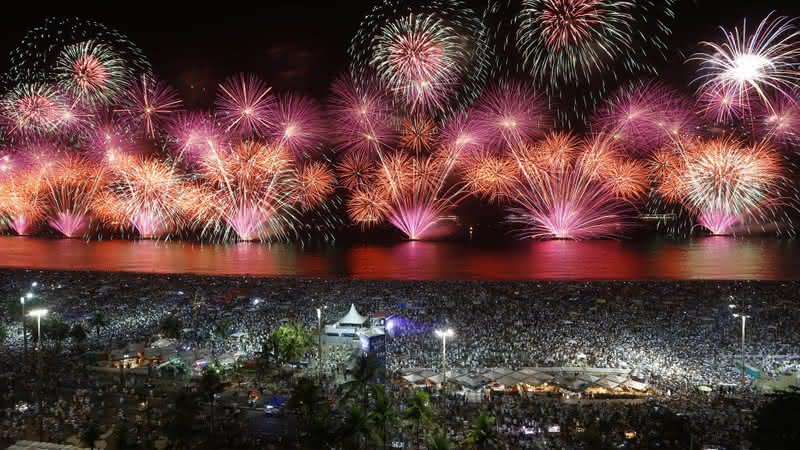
[338,304,368,326]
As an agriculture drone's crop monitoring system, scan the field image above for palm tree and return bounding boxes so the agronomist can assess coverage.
[80,421,101,450]
[88,311,108,340]
[198,368,224,434]
[464,411,503,450]
[160,315,183,339]
[288,377,331,446]
[69,323,88,350]
[340,353,383,408]
[369,384,397,449]
[164,388,198,449]
[45,318,70,354]
[338,404,375,450]
[403,390,434,448]
[428,430,453,450]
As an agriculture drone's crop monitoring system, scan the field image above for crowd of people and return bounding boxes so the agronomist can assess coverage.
[1,270,799,447]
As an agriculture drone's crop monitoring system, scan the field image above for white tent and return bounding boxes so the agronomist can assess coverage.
[338,304,368,327]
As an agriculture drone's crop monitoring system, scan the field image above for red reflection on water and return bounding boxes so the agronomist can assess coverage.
[0,236,793,280]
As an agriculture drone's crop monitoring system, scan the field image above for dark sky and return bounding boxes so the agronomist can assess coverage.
[1,1,799,106]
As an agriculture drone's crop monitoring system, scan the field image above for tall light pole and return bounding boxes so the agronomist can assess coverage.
[19,296,28,357]
[733,313,750,385]
[317,307,323,382]
[434,328,454,387]
[28,308,47,441]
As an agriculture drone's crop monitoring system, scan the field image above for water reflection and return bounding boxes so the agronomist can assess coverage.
[0,236,796,280]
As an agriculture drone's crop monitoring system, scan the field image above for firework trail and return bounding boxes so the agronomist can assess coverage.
[39,154,106,238]
[194,140,301,242]
[270,94,326,158]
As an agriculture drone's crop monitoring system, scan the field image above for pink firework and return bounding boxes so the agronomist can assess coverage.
[116,76,183,139]
[270,94,327,157]
[328,75,397,156]
[86,111,140,165]
[387,196,453,241]
[472,81,550,149]
[40,155,106,238]
[215,73,275,137]
[508,164,631,240]
[1,83,65,135]
[167,111,227,165]
[592,81,698,156]
[437,112,487,161]
[755,92,800,146]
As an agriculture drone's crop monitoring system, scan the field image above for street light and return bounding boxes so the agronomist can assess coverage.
[434,328,454,387]
[27,307,47,441]
[19,296,28,356]
[28,308,48,351]
[733,313,750,385]
[316,305,327,382]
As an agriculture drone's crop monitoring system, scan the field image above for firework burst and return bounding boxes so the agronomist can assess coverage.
[351,0,492,113]
[215,73,275,137]
[693,13,800,122]
[679,139,785,235]
[270,94,326,158]
[1,83,65,135]
[196,140,299,241]
[295,161,336,210]
[328,75,397,156]
[116,76,182,139]
[55,40,130,105]
[101,157,189,238]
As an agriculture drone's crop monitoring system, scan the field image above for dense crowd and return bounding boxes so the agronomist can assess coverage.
[2,271,800,392]
[1,270,800,447]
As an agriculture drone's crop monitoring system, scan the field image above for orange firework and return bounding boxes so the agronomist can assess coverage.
[648,148,687,202]
[296,161,336,210]
[462,151,519,203]
[0,171,44,235]
[577,135,620,179]
[530,131,582,171]
[336,152,376,190]
[400,115,438,152]
[347,186,389,226]
[605,159,649,199]
[376,151,414,197]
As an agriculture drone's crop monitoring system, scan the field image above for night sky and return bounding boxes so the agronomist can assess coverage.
[1,1,799,106]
